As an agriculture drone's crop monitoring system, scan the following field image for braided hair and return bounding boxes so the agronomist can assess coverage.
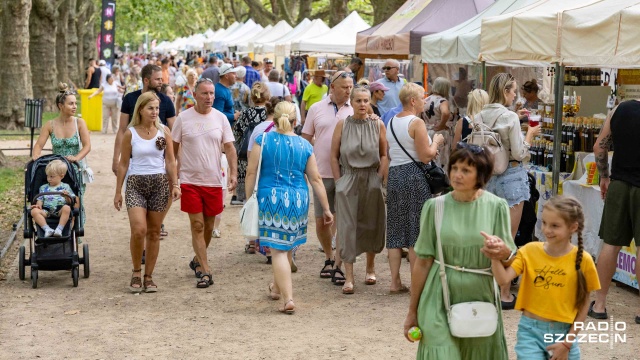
[543,196,587,310]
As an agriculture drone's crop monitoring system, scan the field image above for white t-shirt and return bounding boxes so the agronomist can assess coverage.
[171,107,235,187]
[266,82,290,98]
[248,121,274,152]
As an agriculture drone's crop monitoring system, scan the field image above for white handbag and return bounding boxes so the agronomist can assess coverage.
[434,195,499,338]
[239,132,266,239]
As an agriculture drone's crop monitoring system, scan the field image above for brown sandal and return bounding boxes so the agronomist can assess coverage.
[143,274,157,293]
[279,299,295,314]
[129,269,143,293]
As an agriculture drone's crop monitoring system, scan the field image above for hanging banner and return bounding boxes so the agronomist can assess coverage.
[100,0,116,66]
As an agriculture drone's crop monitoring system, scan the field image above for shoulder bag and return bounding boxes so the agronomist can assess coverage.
[74,118,94,184]
[239,132,266,239]
[389,117,448,194]
[434,195,499,338]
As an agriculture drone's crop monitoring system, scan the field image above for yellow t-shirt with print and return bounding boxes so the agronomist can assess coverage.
[511,242,601,324]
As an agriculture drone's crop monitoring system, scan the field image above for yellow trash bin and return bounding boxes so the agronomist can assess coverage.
[77,89,103,132]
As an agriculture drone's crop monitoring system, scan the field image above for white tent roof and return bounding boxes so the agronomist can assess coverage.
[211,20,262,51]
[421,0,536,64]
[259,18,312,54]
[185,33,208,51]
[274,19,331,57]
[233,25,274,52]
[205,22,241,49]
[204,28,216,38]
[291,11,370,54]
[249,21,293,53]
[561,0,640,67]
[479,0,601,66]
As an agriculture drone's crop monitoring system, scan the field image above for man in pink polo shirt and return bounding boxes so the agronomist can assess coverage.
[302,70,354,285]
[172,79,238,288]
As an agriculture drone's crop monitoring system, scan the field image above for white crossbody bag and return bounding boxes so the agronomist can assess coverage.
[434,195,499,338]
[239,132,266,239]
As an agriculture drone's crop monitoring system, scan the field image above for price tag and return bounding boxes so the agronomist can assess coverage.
[607,95,616,109]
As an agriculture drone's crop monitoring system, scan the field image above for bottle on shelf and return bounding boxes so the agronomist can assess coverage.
[567,141,575,173]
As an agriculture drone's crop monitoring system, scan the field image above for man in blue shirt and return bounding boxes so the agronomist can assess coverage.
[381,104,403,127]
[242,56,261,89]
[214,63,240,125]
[201,56,220,85]
[374,59,405,115]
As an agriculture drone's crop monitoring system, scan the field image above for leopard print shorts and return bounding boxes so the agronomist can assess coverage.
[125,174,170,212]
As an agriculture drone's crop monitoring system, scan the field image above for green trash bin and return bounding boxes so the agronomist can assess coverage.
[77,89,103,132]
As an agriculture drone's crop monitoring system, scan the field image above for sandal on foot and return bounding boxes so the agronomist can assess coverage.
[320,259,334,278]
[143,275,158,293]
[244,243,256,254]
[501,294,517,310]
[189,257,202,278]
[588,301,608,319]
[266,256,272,265]
[197,273,213,288]
[342,282,354,295]
[389,285,410,294]
[160,224,168,238]
[331,267,346,286]
[365,273,377,285]
[129,269,143,293]
[279,299,295,315]
[268,283,281,300]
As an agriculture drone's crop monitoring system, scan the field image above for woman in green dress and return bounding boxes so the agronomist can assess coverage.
[403,143,516,359]
[33,83,92,225]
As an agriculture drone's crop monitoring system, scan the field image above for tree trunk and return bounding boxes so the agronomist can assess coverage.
[0,0,33,130]
[297,0,311,24]
[30,0,58,112]
[76,0,92,86]
[56,0,69,85]
[370,0,405,25]
[66,0,79,88]
[329,0,349,27]
[244,0,275,26]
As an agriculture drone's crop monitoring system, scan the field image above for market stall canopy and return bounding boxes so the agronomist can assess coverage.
[479,0,601,66]
[561,0,640,68]
[259,18,312,54]
[205,22,241,49]
[274,19,331,57]
[204,28,216,38]
[250,20,293,53]
[211,20,261,51]
[291,11,370,54]
[421,0,536,64]
[233,25,274,52]
[186,33,209,51]
[356,0,493,55]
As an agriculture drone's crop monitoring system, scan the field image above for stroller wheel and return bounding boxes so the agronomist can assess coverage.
[72,266,79,287]
[82,244,90,278]
[31,269,38,289]
[18,246,26,280]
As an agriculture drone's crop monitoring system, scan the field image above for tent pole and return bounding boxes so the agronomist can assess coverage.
[482,61,487,90]
[552,63,565,195]
[423,63,429,93]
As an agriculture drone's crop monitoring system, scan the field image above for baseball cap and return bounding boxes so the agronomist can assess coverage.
[219,63,238,76]
[234,66,246,79]
[369,82,390,92]
[98,60,106,66]
[264,58,273,64]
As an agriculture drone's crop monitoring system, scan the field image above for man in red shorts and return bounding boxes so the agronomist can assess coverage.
[172,78,237,288]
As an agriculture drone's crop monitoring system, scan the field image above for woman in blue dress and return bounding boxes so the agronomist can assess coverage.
[245,101,333,314]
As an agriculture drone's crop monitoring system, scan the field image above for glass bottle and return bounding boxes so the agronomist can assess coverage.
[567,141,575,173]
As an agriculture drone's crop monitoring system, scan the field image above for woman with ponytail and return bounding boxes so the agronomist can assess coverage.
[245,102,333,314]
[484,196,601,359]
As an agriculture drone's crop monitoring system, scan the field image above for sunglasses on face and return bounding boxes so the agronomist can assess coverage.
[331,71,354,84]
[196,78,213,85]
[456,142,484,154]
[382,66,398,71]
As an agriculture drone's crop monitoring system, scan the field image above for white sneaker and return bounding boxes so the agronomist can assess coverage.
[212,229,221,238]
[53,228,63,237]
[230,199,245,206]
[44,228,54,237]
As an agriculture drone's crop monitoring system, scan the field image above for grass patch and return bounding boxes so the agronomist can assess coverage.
[0,159,26,195]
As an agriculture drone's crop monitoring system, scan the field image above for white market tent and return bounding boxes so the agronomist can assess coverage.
[421,0,536,64]
[291,11,370,54]
[260,18,312,54]
[250,20,293,54]
[185,33,208,51]
[561,0,640,68]
[211,20,262,51]
[204,22,241,50]
[274,19,331,57]
[233,25,274,53]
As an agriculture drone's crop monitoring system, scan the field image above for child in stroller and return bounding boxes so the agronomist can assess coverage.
[30,160,77,237]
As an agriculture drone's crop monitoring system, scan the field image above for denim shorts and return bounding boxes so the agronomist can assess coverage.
[486,164,530,207]
[515,315,581,360]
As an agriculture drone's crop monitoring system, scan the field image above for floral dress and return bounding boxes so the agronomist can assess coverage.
[50,119,86,226]
[178,84,196,111]
[232,106,267,181]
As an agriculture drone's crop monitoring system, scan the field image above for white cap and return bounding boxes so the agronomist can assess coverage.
[219,63,238,76]
[98,60,106,66]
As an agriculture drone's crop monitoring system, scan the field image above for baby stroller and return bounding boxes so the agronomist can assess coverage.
[18,154,89,288]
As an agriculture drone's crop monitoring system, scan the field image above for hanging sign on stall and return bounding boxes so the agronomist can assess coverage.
[100,0,116,66]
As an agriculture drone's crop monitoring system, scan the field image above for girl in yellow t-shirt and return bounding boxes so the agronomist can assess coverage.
[483,196,600,360]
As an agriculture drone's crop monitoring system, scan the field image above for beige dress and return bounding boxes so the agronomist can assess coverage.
[336,116,386,263]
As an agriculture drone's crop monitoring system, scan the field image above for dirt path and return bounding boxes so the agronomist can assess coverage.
[0,134,638,359]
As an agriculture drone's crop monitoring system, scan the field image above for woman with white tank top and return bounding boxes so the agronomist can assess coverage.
[114,92,180,294]
[385,83,443,294]
[89,74,124,133]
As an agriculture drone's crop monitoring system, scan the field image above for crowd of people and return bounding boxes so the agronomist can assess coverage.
[28,52,639,359]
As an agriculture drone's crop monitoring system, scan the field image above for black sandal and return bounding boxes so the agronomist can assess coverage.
[331,267,346,286]
[197,273,213,288]
[189,257,202,278]
[320,259,334,278]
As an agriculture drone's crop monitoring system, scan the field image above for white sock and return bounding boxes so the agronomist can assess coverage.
[56,225,64,232]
